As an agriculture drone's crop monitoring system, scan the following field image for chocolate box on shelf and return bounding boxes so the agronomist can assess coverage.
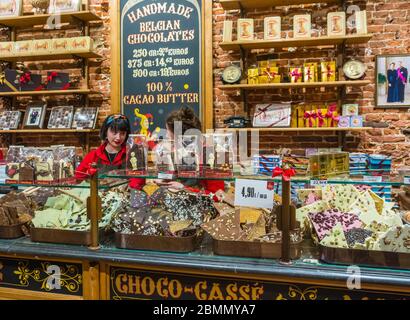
[0,69,19,92]
[19,72,43,92]
[32,39,52,55]
[51,38,70,54]
[13,40,33,57]
[68,36,94,53]
[0,42,14,58]
[46,72,70,90]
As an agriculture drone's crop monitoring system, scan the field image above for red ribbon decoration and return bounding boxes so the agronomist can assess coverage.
[290,69,302,82]
[19,72,31,84]
[304,111,317,127]
[254,104,271,120]
[87,165,98,176]
[325,103,339,127]
[317,109,325,127]
[326,64,334,80]
[272,166,296,181]
[265,69,278,81]
[47,71,58,82]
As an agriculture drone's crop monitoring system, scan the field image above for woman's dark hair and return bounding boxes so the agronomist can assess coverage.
[99,114,131,142]
[166,106,201,135]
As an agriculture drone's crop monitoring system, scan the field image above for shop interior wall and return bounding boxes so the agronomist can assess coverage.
[0,0,409,168]
[212,0,410,169]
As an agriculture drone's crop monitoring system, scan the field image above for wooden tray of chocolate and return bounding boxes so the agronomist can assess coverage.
[213,239,303,259]
[319,245,410,270]
[0,223,26,239]
[115,232,202,253]
[30,227,94,246]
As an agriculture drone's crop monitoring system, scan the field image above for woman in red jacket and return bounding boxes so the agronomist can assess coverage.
[158,107,225,194]
[75,114,144,189]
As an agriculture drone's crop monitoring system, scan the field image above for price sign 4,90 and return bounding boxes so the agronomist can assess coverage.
[235,179,275,209]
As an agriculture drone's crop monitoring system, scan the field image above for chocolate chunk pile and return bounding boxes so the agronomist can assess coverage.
[112,187,217,237]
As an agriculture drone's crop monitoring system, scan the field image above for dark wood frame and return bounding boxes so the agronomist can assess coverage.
[376,54,410,108]
[22,103,46,129]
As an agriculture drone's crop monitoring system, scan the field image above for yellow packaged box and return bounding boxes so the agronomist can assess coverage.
[294,104,306,128]
[258,67,270,84]
[32,39,52,55]
[0,42,14,57]
[321,61,336,82]
[289,67,303,83]
[267,67,280,83]
[325,102,339,127]
[248,68,259,85]
[14,41,33,57]
[315,106,327,127]
[52,38,70,54]
[68,36,94,53]
[304,105,317,128]
[304,62,317,83]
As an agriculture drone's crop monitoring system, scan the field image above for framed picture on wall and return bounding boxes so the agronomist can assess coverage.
[0,0,22,18]
[23,104,47,129]
[48,0,82,14]
[376,54,410,108]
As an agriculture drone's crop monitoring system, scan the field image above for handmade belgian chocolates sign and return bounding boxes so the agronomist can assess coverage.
[120,0,202,137]
[0,257,82,296]
[109,267,410,300]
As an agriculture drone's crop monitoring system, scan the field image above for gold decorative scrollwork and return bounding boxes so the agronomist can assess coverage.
[13,261,82,293]
[276,286,318,300]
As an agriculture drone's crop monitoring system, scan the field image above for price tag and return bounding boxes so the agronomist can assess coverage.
[2,128,9,131]
[363,176,383,183]
[310,180,328,187]
[404,176,410,185]
[158,172,173,180]
[77,127,83,131]
[234,179,274,209]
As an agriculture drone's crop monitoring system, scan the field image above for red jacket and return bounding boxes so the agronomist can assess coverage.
[75,143,145,190]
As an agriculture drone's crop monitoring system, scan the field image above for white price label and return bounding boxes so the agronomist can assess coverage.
[158,172,174,180]
[404,177,410,185]
[310,180,328,186]
[363,176,382,183]
[2,128,9,131]
[234,179,274,209]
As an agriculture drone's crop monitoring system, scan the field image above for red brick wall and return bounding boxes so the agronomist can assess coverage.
[1,0,410,167]
[212,0,410,167]
[0,0,112,150]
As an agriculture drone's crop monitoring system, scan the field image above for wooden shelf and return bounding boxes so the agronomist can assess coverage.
[221,127,372,132]
[0,89,96,97]
[220,34,373,50]
[0,11,102,28]
[219,80,371,90]
[0,129,99,133]
[1,51,101,62]
[220,0,340,10]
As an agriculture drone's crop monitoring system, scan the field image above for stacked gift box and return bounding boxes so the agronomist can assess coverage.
[274,181,308,202]
[309,152,350,178]
[368,154,392,175]
[349,153,369,176]
[371,185,393,202]
[291,102,340,128]
[252,154,282,176]
[282,155,309,176]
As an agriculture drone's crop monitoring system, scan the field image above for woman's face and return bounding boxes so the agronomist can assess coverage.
[107,127,127,149]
